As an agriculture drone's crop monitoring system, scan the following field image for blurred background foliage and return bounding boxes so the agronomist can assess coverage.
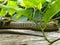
[0,0,60,24]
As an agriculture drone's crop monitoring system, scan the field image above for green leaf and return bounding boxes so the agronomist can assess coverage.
[33,10,43,21]
[7,1,18,8]
[44,0,60,26]
[20,0,46,10]
[22,0,34,8]
[12,14,28,21]
[8,8,16,16]
[16,12,23,19]
[8,0,17,1]
[37,3,42,10]
[16,8,32,19]
[40,0,46,4]
[12,14,17,20]
[0,8,7,16]
[6,1,18,16]
[16,9,25,19]
[18,15,28,21]
[24,9,32,18]
[0,0,4,1]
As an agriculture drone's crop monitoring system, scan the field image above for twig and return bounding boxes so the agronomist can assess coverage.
[41,29,51,43]
[52,17,60,20]
[35,22,51,43]
[48,38,60,45]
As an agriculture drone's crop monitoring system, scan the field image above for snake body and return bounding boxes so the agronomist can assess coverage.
[0,21,58,31]
[0,17,58,31]
[0,17,59,37]
[0,21,58,37]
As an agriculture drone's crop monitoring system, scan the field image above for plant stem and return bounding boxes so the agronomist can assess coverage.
[41,29,51,43]
[33,7,50,43]
[33,7,36,18]
[35,22,51,43]
[52,16,60,20]
[48,38,60,45]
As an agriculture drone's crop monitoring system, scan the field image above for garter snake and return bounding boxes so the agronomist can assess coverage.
[0,17,59,37]
[0,17,58,31]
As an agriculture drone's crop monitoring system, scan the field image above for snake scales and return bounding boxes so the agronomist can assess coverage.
[0,21,58,31]
[0,17,58,31]
[0,17,59,37]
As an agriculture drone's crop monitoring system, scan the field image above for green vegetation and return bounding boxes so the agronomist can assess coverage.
[0,0,60,45]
